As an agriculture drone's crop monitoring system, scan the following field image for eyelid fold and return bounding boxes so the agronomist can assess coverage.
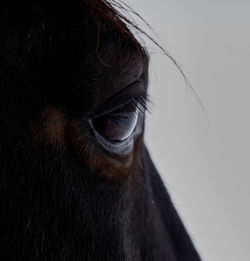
[91,80,147,118]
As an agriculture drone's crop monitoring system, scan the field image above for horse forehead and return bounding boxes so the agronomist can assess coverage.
[83,54,146,103]
[96,55,145,102]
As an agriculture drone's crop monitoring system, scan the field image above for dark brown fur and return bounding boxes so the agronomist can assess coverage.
[0,1,201,260]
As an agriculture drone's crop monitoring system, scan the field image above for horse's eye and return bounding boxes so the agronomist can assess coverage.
[92,107,138,142]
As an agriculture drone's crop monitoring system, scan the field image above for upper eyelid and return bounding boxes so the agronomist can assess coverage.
[90,80,146,118]
[91,94,144,119]
[99,99,139,116]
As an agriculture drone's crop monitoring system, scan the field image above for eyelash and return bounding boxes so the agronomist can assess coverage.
[127,92,150,113]
[98,91,150,117]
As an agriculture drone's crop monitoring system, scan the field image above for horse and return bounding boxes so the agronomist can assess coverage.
[0,0,202,260]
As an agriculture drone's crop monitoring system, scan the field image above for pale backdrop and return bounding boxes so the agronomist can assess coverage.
[126,1,250,260]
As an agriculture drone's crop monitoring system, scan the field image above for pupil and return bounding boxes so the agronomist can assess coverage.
[93,111,138,142]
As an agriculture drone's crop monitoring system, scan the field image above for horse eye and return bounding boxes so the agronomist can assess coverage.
[92,108,138,142]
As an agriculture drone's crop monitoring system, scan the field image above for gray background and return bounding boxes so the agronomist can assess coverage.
[128,1,250,260]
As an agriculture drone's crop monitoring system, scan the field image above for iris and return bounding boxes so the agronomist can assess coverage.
[93,105,138,142]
